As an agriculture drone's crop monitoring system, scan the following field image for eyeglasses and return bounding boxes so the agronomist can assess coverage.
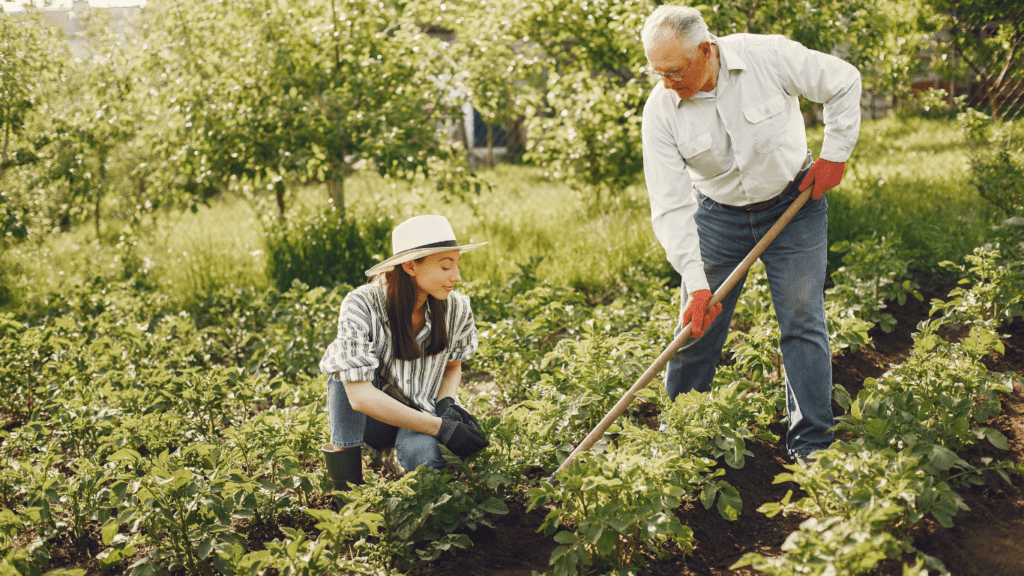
[641,47,700,83]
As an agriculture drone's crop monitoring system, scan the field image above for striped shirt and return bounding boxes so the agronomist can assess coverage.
[318,282,479,414]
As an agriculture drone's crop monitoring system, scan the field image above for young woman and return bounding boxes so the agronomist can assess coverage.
[318,215,489,493]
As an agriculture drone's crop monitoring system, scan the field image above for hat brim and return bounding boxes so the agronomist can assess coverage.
[364,242,488,277]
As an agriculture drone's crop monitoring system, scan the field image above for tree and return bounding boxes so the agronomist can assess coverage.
[42,6,139,238]
[0,8,68,179]
[431,1,536,167]
[131,0,465,216]
[924,0,1024,119]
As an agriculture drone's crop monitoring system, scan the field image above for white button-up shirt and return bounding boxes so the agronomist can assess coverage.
[642,33,862,293]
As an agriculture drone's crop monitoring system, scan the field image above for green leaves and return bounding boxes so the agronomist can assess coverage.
[700,480,743,521]
[931,246,1024,330]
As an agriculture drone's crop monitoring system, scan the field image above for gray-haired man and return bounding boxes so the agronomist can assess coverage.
[639,4,861,461]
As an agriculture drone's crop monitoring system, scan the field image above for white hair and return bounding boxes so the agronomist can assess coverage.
[641,4,710,58]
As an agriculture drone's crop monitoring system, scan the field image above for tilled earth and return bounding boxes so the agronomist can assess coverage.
[420,281,1024,576]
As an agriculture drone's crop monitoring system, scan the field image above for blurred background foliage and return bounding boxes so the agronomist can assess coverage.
[1,0,1022,312]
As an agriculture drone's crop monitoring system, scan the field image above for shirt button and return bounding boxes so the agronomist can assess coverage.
[764,107,770,113]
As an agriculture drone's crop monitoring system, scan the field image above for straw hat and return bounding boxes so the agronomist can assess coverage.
[365,215,487,277]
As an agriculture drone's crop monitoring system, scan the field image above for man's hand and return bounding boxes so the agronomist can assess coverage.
[798,159,846,200]
[683,289,722,337]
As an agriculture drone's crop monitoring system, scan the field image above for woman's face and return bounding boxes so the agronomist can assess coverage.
[404,250,462,303]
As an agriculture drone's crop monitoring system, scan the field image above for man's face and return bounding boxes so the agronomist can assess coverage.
[647,37,708,100]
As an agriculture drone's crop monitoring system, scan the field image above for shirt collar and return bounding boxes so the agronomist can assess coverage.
[715,35,747,73]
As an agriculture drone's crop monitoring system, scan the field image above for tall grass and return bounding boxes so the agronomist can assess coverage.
[810,115,1002,275]
[290,165,671,293]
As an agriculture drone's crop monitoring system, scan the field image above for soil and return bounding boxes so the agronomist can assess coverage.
[420,279,1024,576]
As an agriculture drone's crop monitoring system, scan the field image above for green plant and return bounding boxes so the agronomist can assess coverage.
[931,245,1024,329]
[836,320,1015,453]
[762,445,968,530]
[732,513,912,576]
[104,445,247,576]
[345,466,506,571]
[827,235,923,333]
[263,209,389,292]
[473,285,588,404]
[248,282,351,381]
[527,449,696,576]
[0,315,70,424]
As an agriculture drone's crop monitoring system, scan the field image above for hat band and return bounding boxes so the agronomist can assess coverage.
[393,239,459,257]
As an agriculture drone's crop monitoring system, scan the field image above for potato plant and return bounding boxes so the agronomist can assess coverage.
[2,229,1022,576]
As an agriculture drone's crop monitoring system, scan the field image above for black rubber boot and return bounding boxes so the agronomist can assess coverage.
[322,444,363,503]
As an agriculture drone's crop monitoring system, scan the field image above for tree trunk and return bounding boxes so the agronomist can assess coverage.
[983,76,1001,119]
[1,124,8,180]
[486,125,494,168]
[327,177,345,217]
[95,158,107,239]
[94,192,101,239]
[275,181,286,215]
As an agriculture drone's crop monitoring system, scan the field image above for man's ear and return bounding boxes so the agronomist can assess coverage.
[401,260,417,277]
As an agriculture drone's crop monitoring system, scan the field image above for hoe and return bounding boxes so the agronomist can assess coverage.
[554,185,814,475]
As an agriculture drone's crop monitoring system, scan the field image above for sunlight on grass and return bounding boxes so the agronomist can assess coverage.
[139,195,270,305]
[291,165,668,291]
[810,115,1000,272]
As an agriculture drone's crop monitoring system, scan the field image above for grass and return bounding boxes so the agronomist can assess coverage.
[1,194,270,313]
[289,164,671,293]
[0,114,1006,315]
[812,115,1003,275]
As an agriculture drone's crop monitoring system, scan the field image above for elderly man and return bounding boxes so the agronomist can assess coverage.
[640,4,861,461]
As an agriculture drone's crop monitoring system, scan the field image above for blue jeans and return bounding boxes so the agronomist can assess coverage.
[327,375,446,471]
[665,175,834,457]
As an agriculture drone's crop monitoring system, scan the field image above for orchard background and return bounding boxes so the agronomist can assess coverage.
[2,0,1024,575]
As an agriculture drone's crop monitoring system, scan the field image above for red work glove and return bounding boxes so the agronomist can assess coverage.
[798,159,846,200]
[683,289,722,337]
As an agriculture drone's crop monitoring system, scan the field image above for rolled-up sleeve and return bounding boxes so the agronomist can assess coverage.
[319,291,379,381]
[447,294,479,363]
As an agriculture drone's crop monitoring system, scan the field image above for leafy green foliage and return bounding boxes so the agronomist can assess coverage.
[837,320,1014,452]
[827,235,923,333]
[931,246,1024,329]
[733,513,908,576]
[263,209,391,292]
[344,466,506,571]
[959,107,1024,217]
[923,0,1024,120]
[131,0,468,213]
[528,450,695,576]
[0,9,68,178]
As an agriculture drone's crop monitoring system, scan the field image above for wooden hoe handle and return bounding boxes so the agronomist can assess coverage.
[554,186,814,475]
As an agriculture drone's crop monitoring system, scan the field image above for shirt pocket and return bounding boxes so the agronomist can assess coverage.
[744,94,788,153]
[680,131,713,161]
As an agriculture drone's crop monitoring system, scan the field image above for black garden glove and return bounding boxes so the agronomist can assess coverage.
[435,396,481,431]
[435,417,489,459]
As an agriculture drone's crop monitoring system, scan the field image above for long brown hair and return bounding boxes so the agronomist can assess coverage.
[384,261,448,360]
